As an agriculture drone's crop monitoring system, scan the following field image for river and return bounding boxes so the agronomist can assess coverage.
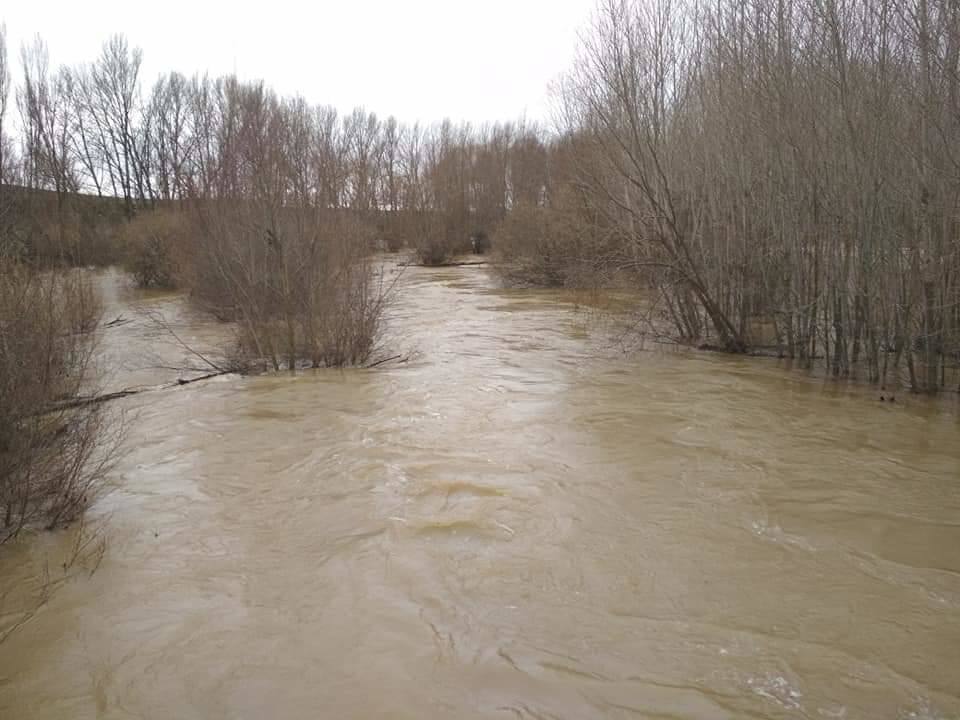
[1,265,958,719]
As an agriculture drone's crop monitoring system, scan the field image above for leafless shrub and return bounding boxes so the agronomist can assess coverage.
[413,216,460,266]
[121,209,186,289]
[492,192,621,288]
[0,253,122,543]
[186,201,393,370]
[493,203,571,285]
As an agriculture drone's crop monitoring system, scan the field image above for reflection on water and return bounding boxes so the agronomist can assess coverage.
[1,265,958,719]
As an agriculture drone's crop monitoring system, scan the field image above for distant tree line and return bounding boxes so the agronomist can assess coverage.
[0,31,553,265]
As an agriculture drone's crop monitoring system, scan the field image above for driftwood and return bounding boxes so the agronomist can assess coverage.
[426,261,488,267]
[47,371,234,412]
[46,353,411,412]
[363,354,407,369]
[399,261,489,268]
[103,315,133,328]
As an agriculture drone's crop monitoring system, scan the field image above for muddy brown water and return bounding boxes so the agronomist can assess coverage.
[1,266,958,719]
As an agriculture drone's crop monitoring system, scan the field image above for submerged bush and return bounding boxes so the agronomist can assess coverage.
[0,255,120,542]
[412,215,459,266]
[122,210,186,289]
[184,202,392,371]
[415,236,455,266]
[492,197,618,288]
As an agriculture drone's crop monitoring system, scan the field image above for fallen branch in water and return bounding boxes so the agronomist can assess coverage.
[364,354,407,369]
[45,371,235,412]
[103,314,133,328]
[49,388,140,410]
[399,261,488,268]
[138,307,228,372]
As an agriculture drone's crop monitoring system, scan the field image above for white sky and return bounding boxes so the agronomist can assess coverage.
[2,0,595,127]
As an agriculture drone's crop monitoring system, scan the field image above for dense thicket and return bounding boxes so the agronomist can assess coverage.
[0,255,120,542]
[558,0,960,393]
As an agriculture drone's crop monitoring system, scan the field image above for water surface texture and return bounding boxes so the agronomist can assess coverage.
[2,266,958,719]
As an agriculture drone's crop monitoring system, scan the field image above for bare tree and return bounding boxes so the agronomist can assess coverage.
[537,0,960,391]
[0,22,9,188]
[0,22,12,234]
[18,37,82,259]
[76,35,147,215]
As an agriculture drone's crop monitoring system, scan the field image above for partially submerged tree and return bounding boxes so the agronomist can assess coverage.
[553,0,960,391]
[181,80,394,370]
[0,248,121,543]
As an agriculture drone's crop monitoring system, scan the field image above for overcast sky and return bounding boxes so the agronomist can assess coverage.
[2,0,595,127]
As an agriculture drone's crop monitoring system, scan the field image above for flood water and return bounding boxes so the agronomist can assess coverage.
[1,265,959,719]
